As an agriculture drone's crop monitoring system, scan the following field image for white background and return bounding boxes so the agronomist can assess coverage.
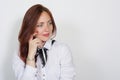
[0,0,120,80]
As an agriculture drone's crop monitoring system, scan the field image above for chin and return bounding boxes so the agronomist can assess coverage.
[40,36,51,41]
[41,38,49,42]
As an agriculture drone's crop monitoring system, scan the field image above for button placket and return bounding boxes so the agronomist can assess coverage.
[41,67,46,80]
[35,70,38,77]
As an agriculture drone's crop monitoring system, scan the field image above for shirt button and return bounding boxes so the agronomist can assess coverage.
[43,74,45,76]
[35,74,37,77]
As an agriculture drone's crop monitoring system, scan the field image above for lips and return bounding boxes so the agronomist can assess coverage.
[43,33,49,37]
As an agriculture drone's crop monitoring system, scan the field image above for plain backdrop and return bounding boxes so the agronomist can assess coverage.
[0,0,120,80]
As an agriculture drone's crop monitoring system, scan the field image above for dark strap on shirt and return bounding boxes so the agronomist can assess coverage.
[35,48,48,67]
[51,40,55,45]
[35,40,56,67]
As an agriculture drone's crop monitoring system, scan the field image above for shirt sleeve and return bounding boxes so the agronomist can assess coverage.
[12,51,38,80]
[60,45,76,80]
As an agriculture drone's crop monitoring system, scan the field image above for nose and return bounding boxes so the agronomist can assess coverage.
[44,24,49,31]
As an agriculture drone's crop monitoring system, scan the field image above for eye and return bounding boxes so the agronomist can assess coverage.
[48,20,53,25]
[36,23,43,27]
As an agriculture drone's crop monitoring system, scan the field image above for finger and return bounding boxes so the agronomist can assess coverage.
[34,38,42,43]
[33,33,37,39]
[33,38,43,47]
[29,33,38,41]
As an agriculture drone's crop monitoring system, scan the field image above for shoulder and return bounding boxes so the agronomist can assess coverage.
[52,40,72,54]
[53,40,70,49]
[51,40,73,62]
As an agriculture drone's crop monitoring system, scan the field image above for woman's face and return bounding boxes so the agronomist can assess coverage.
[34,11,53,41]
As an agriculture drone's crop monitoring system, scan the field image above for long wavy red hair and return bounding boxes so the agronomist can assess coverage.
[18,4,56,63]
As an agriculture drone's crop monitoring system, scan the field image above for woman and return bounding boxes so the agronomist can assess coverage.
[12,4,76,80]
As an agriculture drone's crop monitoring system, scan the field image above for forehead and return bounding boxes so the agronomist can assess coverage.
[37,11,51,23]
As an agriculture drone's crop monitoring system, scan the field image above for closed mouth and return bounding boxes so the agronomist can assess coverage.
[43,33,49,37]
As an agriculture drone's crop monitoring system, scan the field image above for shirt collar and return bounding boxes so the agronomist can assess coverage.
[43,39,53,50]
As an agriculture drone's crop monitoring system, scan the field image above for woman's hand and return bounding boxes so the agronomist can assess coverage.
[26,33,44,67]
[28,33,43,59]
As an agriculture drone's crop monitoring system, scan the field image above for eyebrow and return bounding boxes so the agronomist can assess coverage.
[37,19,52,24]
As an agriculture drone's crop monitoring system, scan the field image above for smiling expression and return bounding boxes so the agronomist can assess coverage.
[34,11,53,41]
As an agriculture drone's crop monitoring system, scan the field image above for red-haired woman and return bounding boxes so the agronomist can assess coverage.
[12,4,76,80]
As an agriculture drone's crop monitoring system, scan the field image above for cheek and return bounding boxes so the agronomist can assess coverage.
[50,26,54,33]
[35,28,43,35]
[37,31,43,35]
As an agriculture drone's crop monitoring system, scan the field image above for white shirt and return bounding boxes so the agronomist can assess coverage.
[12,39,76,80]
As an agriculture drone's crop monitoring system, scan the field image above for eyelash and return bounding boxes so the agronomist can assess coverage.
[36,21,53,27]
[48,21,52,25]
[36,24,43,27]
